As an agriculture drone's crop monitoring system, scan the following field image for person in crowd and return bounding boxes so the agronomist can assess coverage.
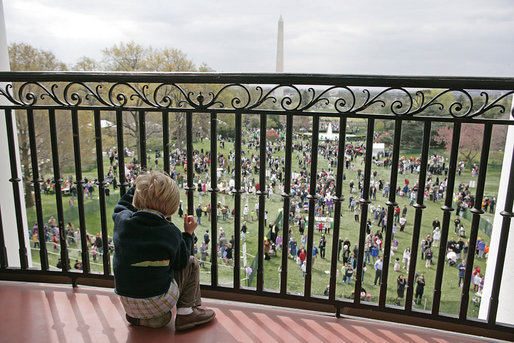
[196,205,203,225]
[197,240,208,268]
[474,272,482,292]
[457,259,466,287]
[394,258,401,272]
[264,238,271,261]
[432,227,441,248]
[298,246,307,268]
[415,274,425,305]
[289,237,298,259]
[402,247,411,269]
[395,274,406,306]
[319,234,327,259]
[454,217,461,235]
[74,259,82,270]
[374,257,383,286]
[425,248,433,268]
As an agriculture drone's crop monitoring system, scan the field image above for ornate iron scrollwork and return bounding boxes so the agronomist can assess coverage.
[0,79,512,119]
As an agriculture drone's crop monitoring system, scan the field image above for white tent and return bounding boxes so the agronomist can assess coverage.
[372,143,385,157]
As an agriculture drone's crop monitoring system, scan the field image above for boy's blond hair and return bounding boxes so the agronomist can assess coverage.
[133,171,180,217]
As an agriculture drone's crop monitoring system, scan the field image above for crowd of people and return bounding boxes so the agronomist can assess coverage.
[31,214,112,268]
[30,123,494,305]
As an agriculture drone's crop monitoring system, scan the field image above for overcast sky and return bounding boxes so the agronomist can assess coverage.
[3,0,514,77]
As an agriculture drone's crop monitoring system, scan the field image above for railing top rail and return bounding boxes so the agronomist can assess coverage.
[0,71,513,90]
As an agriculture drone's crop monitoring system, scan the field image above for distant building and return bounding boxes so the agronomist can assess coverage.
[276,15,284,73]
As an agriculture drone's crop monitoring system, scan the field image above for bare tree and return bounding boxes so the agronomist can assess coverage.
[9,43,68,208]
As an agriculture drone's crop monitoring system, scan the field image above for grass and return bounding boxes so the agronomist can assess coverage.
[27,133,501,319]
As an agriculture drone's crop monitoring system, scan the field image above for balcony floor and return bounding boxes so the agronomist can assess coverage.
[0,281,498,343]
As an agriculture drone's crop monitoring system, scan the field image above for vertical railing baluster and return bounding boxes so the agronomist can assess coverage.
[234,111,242,289]
[354,119,374,305]
[26,109,48,270]
[256,113,267,292]
[487,147,514,325]
[432,121,461,314]
[379,119,402,308]
[405,121,431,311]
[185,111,195,256]
[459,123,492,319]
[305,114,319,297]
[185,111,195,215]
[116,110,127,196]
[94,109,111,276]
[138,110,147,171]
[47,110,69,272]
[329,116,347,301]
[162,110,170,175]
[280,113,293,295]
[70,109,89,274]
[0,208,7,269]
[209,112,218,286]
[5,109,28,269]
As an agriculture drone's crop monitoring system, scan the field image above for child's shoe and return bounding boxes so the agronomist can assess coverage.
[175,306,216,331]
[126,311,172,328]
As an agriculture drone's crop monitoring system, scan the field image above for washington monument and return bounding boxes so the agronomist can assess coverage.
[276,15,284,73]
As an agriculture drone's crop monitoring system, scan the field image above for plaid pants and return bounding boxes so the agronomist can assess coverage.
[120,280,179,319]
[120,256,201,318]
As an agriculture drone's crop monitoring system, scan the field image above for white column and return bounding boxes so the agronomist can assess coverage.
[0,0,31,268]
[479,98,514,324]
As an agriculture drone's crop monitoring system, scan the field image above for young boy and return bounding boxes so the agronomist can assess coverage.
[113,171,215,330]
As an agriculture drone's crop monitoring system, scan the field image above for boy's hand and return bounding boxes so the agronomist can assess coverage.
[184,214,198,235]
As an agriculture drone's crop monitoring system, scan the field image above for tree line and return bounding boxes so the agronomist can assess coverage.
[7,42,510,209]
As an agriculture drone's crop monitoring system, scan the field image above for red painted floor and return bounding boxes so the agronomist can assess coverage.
[0,281,496,343]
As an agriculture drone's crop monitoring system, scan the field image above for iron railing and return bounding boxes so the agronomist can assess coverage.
[0,72,512,340]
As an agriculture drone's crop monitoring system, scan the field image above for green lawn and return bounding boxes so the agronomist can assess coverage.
[27,134,500,319]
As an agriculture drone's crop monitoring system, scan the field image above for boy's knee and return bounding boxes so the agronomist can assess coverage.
[189,255,199,269]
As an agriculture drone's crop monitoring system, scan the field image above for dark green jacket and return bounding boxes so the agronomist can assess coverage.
[113,187,192,298]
